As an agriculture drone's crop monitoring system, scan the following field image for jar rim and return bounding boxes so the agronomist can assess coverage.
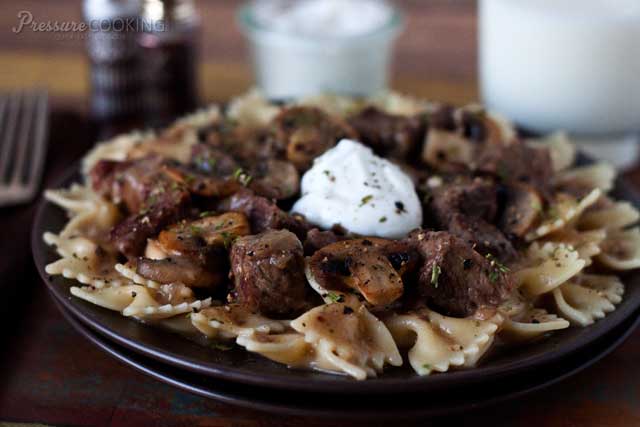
[237,0,404,44]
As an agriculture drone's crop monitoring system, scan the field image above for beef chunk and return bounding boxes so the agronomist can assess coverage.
[229,230,311,318]
[192,141,300,200]
[200,118,286,161]
[90,155,167,214]
[448,213,518,260]
[190,143,240,176]
[347,107,426,160]
[247,159,300,200]
[110,184,190,257]
[428,104,456,131]
[219,189,311,239]
[428,177,498,224]
[426,177,517,260]
[406,230,513,317]
[475,139,553,199]
[272,106,356,171]
[90,159,125,199]
[94,156,191,257]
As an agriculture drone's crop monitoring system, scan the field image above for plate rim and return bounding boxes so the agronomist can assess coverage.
[53,293,640,419]
[32,162,640,394]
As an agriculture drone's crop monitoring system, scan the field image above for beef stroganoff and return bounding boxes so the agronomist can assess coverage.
[43,90,639,380]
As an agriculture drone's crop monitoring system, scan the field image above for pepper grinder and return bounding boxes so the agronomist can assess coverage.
[83,0,144,136]
[139,0,200,128]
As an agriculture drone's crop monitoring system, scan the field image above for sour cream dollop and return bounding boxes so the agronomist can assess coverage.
[292,139,422,239]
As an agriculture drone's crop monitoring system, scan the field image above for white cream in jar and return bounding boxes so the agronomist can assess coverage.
[238,0,403,99]
[292,139,422,239]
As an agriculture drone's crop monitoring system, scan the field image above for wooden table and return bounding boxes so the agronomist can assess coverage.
[0,43,639,427]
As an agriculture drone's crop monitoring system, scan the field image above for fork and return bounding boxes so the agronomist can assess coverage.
[0,90,49,207]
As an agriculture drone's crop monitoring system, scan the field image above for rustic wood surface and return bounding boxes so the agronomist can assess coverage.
[0,1,638,426]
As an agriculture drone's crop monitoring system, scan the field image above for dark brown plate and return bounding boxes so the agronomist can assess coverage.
[53,293,640,419]
[33,164,640,394]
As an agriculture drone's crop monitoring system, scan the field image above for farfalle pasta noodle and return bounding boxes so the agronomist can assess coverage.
[552,274,624,326]
[45,184,121,240]
[579,201,640,231]
[525,188,601,241]
[500,308,570,343]
[290,303,402,380]
[226,89,281,127]
[527,131,576,173]
[236,332,312,367]
[515,242,586,296]
[115,263,161,290]
[70,284,212,321]
[191,304,288,340]
[384,309,501,375]
[555,162,616,193]
[597,227,640,270]
[543,228,606,266]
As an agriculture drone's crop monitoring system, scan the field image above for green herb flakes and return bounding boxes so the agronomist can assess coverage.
[326,292,345,303]
[359,195,373,207]
[431,264,441,288]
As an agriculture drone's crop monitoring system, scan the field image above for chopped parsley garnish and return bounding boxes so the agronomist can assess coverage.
[530,199,542,212]
[485,253,510,283]
[208,158,217,169]
[233,168,253,186]
[546,206,560,220]
[190,225,203,236]
[326,292,345,303]
[431,264,441,288]
[359,195,373,207]
[220,231,236,249]
[379,216,387,223]
[323,170,336,182]
[422,363,432,370]
[199,211,214,218]
[497,162,510,181]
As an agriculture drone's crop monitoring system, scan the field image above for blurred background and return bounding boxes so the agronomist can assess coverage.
[0,0,477,110]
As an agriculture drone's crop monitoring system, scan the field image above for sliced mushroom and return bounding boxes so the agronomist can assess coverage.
[422,106,514,171]
[499,183,543,238]
[158,213,250,253]
[136,255,226,288]
[307,238,418,307]
[190,212,251,247]
[343,251,403,306]
[161,163,240,197]
[422,128,473,169]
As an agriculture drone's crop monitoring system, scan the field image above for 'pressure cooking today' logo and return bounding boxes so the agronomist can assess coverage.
[12,10,167,39]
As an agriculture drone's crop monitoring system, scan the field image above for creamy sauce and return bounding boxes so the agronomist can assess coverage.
[292,139,422,239]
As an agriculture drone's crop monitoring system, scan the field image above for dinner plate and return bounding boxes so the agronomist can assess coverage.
[33,163,640,394]
[53,294,640,419]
